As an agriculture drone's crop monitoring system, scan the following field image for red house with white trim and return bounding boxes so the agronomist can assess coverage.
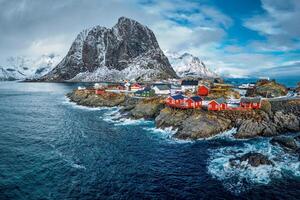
[130,83,143,91]
[240,97,261,109]
[95,89,105,95]
[197,85,209,96]
[186,96,202,108]
[208,98,227,111]
[166,94,185,106]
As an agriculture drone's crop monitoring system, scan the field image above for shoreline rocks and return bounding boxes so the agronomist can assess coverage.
[67,89,300,140]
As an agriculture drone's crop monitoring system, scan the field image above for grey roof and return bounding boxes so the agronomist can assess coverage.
[181,80,198,86]
[153,84,170,90]
[241,97,261,103]
[215,97,226,104]
[190,96,202,102]
[170,94,185,100]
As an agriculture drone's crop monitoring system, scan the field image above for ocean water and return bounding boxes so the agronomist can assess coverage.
[224,76,299,88]
[0,82,300,199]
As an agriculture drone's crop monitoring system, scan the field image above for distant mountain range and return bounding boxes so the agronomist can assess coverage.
[0,54,61,81]
[166,51,218,78]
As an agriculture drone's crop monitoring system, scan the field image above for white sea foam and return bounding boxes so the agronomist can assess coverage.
[102,108,152,126]
[142,126,191,144]
[62,97,113,111]
[207,138,300,194]
[70,163,86,170]
[53,148,86,170]
[206,128,237,141]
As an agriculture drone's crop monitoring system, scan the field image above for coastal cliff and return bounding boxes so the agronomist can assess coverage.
[67,90,300,140]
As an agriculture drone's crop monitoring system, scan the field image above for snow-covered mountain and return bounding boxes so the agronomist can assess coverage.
[166,52,218,78]
[0,54,61,81]
[39,17,177,82]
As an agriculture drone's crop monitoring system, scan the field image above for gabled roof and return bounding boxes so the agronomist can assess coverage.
[190,96,202,102]
[240,97,261,103]
[170,94,185,100]
[181,80,198,86]
[209,98,226,104]
[198,85,209,89]
[215,97,226,104]
[132,83,142,87]
[144,86,152,91]
[153,84,170,90]
[134,90,143,94]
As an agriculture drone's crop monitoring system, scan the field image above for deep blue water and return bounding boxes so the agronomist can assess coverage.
[224,77,299,88]
[0,82,299,200]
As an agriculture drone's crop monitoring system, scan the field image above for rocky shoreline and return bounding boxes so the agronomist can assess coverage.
[67,89,300,166]
[67,89,300,139]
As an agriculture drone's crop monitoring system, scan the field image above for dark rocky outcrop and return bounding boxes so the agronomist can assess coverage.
[155,108,231,139]
[67,89,300,140]
[270,136,299,151]
[129,98,165,119]
[66,90,127,107]
[38,17,177,82]
[246,80,288,98]
[229,152,274,167]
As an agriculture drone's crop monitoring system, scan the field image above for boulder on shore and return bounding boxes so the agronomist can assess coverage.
[270,136,299,151]
[155,108,232,140]
[129,97,165,119]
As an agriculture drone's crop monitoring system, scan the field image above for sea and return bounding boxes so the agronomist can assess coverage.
[0,81,299,200]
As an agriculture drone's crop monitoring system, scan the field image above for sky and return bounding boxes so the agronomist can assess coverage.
[0,0,299,78]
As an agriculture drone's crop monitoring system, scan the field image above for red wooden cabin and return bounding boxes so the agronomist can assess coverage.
[117,85,126,90]
[166,95,185,107]
[131,83,143,91]
[197,85,209,96]
[240,97,261,109]
[95,89,105,95]
[186,96,202,108]
[208,98,227,111]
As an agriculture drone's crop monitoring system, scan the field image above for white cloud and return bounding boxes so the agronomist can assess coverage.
[243,0,300,52]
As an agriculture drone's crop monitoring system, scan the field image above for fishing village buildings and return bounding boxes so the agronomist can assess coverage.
[77,78,265,112]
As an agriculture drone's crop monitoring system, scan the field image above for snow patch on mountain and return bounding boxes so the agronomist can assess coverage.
[166,51,218,78]
[39,17,177,82]
[0,54,61,81]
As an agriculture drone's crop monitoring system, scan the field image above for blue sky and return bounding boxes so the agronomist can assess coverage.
[0,0,299,77]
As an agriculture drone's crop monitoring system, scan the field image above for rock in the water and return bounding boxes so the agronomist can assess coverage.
[229,152,274,167]
[38,17,177,82]
[270,136,299,150]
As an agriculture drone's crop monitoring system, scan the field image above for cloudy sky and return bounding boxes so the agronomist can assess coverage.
[0,0,299,77]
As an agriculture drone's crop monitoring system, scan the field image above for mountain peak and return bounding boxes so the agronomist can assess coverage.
[165,52,218,78]
[117,16,137,24]
[38,17,177,82]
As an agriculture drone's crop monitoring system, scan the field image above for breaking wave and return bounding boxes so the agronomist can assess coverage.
[205,128,237,141]
[102,108,152,126]
[62,97,113,111]
[207,138,300,194]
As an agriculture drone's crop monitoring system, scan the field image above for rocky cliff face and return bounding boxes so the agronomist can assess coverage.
[166,52,218,78]
[40,17,177,82]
